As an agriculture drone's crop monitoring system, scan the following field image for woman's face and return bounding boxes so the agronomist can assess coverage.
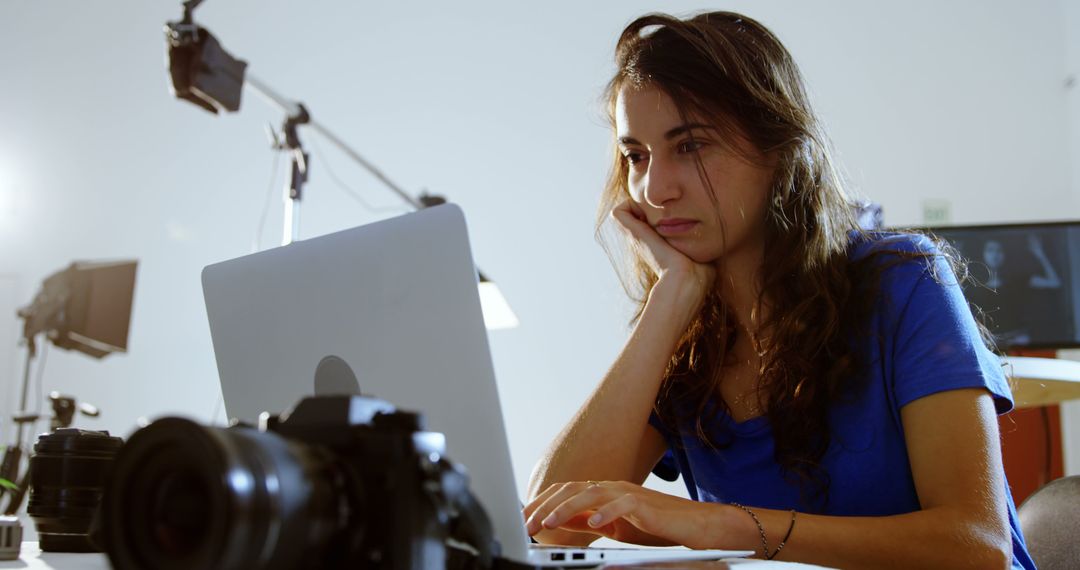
[614,86,774,266]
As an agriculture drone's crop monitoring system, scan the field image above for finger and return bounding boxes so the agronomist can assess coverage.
[558,503,681,547]
[540,483,616,531]
[627,199,646,220]
[526,482,596,535]
[586,493,645,529]
[525,480,595,517]
[610,204,650,234]
[610,207,672,258]
[588,494,675,545]
[558,515,664,546]
[529,523,605,546]
[548,512,605,535]
[523,483,565,519]
[524,482,577,532]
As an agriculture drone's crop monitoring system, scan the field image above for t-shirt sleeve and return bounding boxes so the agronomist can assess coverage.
[647,411,680,481]
[886,236,1014,414]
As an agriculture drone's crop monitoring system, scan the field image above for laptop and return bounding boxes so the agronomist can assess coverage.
[202,204,751,566]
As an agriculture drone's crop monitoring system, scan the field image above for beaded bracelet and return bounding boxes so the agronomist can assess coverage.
[730,503,797,560]
[769,509,797,560]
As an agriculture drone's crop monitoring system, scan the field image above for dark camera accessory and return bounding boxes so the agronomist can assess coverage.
[26,429,124,552]
[0,516,22,560]
[100,394,495,570]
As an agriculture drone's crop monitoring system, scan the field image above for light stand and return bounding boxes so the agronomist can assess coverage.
[245,83,428,245]
[0,347,36,512]
[244,75,428,211]
[164,1,435,246]
[0,260,135,514]
[12,342,36,451]
[275,102,310,246]
[164,1,518,328]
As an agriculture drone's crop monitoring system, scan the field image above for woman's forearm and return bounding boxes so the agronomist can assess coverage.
[716,503,1011,569]
[528,276,705,500]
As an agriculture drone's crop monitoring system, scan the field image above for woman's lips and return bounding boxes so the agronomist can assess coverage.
[654,219,699,236]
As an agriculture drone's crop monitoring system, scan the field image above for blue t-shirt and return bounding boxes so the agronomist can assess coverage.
[648,233,1035,569]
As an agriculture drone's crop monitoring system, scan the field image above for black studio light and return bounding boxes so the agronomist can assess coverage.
[164,0,245,115]
[162,0,518,330]
[18,261,138,360]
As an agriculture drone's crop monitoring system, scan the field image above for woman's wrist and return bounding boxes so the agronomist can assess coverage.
[715,503,768,556]
[647,270,709,321]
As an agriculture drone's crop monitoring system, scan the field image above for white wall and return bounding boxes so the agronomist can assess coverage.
[0,275,19,446]
[1057,0,1080,477]
[1,0,1077,521]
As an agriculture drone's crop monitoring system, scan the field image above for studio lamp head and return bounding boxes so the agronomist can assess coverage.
[159,1,517,329]
[18,260,138,359]
[164,0,246,114]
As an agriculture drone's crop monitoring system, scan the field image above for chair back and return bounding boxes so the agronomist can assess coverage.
[1018,475,1080,570]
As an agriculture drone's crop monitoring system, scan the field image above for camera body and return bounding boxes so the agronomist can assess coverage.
[261,395,452,568]
[100,395,492,570]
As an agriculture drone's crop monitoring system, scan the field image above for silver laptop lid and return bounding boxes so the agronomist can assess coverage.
[202,204,529,560]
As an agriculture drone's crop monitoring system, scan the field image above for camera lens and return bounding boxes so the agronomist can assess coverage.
[146,467,212,556]
[101,417,356,570]
[26,428,124,553]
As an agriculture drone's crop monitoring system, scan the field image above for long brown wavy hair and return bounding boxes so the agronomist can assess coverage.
[596,11,897,507]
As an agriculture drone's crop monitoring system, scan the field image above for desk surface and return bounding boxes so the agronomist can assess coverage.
[1,543,106,570]
[2,542,828,569]
[1008,356,1080,407]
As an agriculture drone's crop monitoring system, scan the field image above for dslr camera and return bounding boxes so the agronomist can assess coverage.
[98,395,495,570]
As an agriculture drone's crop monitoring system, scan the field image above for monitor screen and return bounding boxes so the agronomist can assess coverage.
[921,221,1080,350]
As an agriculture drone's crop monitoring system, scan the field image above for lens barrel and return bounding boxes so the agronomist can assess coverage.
[100,417,351,570]
[26,428,124,552]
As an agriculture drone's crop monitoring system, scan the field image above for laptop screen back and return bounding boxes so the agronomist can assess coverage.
[201,205,529,558]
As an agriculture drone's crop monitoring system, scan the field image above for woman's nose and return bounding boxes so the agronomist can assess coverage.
[642,156,682,208]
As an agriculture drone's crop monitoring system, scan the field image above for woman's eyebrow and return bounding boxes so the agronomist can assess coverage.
[617,123,716,146]
[664,123,714,139]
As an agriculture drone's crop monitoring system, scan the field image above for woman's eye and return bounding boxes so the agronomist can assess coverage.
[677,140,705,154]
[622,151,646,165]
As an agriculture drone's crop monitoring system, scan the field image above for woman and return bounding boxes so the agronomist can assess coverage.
[524,11,1034,569]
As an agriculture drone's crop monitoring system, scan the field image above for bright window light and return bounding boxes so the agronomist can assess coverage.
[478,281,519,330]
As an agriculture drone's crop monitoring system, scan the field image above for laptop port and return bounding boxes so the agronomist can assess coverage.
[572,553,585,560]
